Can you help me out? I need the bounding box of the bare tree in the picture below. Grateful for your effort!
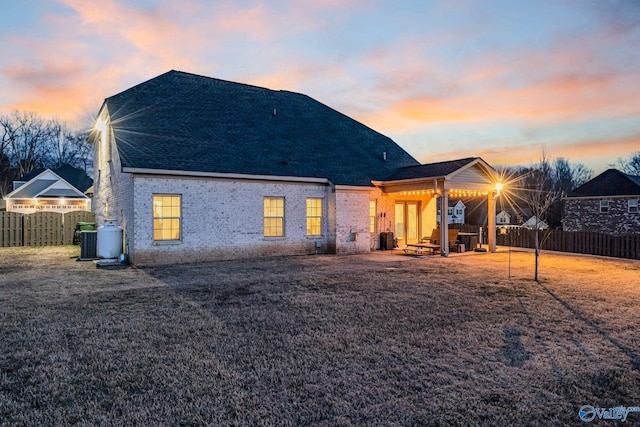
[0,111,92,196]
[616,151,640,175]
[1,111,56,177]
[0,118,13,197]
[518,152,563,282]
[553,157,593,192]
[548,157,593,227]
[48,120,92,172]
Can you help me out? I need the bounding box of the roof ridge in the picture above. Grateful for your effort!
[106,70,285,102]
[399,157,478,170]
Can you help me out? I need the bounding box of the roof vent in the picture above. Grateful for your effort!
[383,151,387,161]
[273,108,277,116]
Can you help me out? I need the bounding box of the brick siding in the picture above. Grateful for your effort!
[334,190,371,254]
[563,197,640,234]
[130,177,336,264]
[93,122,134,253]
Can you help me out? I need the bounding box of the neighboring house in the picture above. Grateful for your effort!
[4,165,92,214]
[496,207,545,229]
[563,169,640,234]
[437,200,466,224]
[92,70,502,265]
[496,210,511,226]
[521,216,549,230]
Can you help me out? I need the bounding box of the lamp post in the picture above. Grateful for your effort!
[500,227,510,278]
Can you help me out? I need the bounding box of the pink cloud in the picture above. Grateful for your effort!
[356,55,639,135]
[417,134,640,173]
[352,21,640,135]
[59,0,206,65]
[3,63,84,89]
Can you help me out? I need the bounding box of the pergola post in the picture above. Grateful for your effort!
[488,191,497,253]
[440,190,449,256]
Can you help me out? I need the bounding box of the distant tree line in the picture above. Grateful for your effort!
[0,110,92,197]
[615,151,640,176]
[502,155,593,229]
[498,150,640,230]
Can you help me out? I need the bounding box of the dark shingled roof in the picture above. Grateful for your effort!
[567,169,640,197]
[101,70,419,186]
[384,158,478,181]
[17,165,93,193]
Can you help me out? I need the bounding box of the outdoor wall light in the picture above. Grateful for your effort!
[95,116,107,132]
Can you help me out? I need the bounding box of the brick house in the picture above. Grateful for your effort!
[92,70,502,265]
[563,169,640,234]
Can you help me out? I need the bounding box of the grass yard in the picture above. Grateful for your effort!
[1,246,639,426]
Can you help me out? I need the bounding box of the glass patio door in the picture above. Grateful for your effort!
[395,202,419,246]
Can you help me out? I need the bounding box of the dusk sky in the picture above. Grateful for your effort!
[1,0,639,174]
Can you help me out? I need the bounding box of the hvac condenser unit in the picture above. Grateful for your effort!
[79,230,98,260]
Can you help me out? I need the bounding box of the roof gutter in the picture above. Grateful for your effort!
[564,194,640,200]
[371,176,444,186]
[122,167,331,185]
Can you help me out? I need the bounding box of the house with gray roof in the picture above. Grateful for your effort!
[92,70,502,264]
[4,165,92,213]
[563,169,640,234]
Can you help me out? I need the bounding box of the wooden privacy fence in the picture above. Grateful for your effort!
[0,211,95,247]
[496,228,640,260]
[1,212,23,247]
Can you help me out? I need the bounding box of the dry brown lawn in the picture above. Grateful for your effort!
[1,245,639,426]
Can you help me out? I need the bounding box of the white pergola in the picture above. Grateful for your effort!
[373,158,502,256]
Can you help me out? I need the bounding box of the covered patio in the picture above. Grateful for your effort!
[371,157,503,256]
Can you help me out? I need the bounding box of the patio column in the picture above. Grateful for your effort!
[488,191,497,253]
[440,191,449,256]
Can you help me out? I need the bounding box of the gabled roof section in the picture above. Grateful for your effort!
[446,199,466,208]
[385,158,478,181]
[9,178,57,198]
[16,165,93,193]
[5,169,88,199]
[566,169,640,198]
[99,70,419,186]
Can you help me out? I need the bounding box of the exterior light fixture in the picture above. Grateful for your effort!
[95,116,107,132]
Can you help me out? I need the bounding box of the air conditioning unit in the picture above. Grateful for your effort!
[79,230,98,260]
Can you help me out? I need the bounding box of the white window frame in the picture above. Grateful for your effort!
[306,198,324,236]
[599,200,609,213]
[369,200,377,233]
[629,199,639,214]
[264,197,285,237]
[153,194,182,241]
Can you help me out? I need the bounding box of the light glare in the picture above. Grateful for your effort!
[95,116,106,132]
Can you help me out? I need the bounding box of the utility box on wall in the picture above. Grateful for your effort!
[379,232,394,250]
